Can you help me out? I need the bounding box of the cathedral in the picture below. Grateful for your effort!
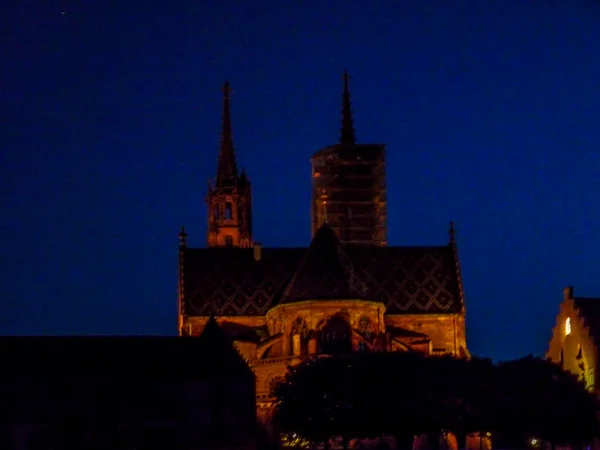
[178,71,469,425]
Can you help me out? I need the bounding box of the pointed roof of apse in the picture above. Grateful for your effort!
[278,223,368,304]
[340,69,356,145]
[216,81,239,187]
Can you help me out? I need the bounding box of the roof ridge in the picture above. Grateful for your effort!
[278,224,367,304]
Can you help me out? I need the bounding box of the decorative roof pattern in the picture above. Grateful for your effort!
[279,225,368,303]
[183,236,463,316]
[183,247,305,316]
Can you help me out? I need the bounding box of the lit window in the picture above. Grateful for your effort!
[565,317,572,335]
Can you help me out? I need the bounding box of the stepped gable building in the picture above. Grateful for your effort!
[0,318,258,449]
[547,286,600,393]
[178,72,469,425]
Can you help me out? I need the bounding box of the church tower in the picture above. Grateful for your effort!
[206,81,252,248]
[310,70,387,246]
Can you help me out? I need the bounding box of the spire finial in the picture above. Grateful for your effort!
[449,221,456,244]
[179,225,188,247]
[340,69,356,145]
[216,80,238,186]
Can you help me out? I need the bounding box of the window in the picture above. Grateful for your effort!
[319,314,352,355]
[565,317,572,335]
[290,317,309,356]
[225,202,233,220]
[225,235,233,247]
[559,349,564,369]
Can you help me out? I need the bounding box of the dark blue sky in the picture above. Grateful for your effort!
[3,1,600,361]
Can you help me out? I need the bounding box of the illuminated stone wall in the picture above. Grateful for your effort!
[386,313,467,356]
[546,287,598,391]
[184,300,467,404]
[206,190,252,248]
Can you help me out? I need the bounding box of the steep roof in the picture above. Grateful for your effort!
[0,321,253,381]
[183,230,464,316]
[196,315,256,377]
[278,224,368,303]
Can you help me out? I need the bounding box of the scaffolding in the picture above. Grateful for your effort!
[311,144,387,246]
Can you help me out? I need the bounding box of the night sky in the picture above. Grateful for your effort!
[3,1,600,361]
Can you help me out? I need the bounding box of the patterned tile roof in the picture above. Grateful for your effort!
[182,231,464,316]
[279,225,368,303]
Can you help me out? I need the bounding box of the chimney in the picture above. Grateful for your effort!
[564,286,574,301]
[253,242,262,262]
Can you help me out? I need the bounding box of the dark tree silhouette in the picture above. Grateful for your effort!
[273,357,340,448]
[494,356,598,448]
[273,352,599,449]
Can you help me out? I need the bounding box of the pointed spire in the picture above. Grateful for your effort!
[216,81,238,187]
[340,69,356,145]
[238,167,249,187]
[449,221,456,244]
[179,225,188,248]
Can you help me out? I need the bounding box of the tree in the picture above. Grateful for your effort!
[493,356,598,447]
[273,352,599,450]
[273,357,342,447]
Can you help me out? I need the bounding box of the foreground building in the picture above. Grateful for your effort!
[179,72,469,428]
[0,318,257,450]
[547,286,599,392]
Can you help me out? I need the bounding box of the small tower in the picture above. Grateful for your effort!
[206,81,253,248]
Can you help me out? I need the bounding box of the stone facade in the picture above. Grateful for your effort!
[188,307,467,404]
[546,286,599,392]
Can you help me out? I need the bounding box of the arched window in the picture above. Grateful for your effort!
[319,314,352,355]
[225,202,233,220]
[290,317,309,356]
